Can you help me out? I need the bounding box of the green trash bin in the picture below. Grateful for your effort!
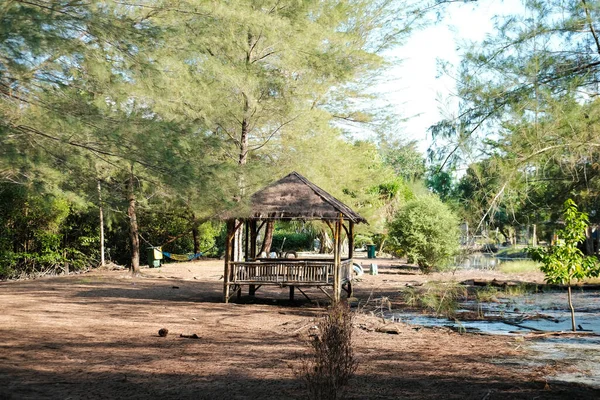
[147,246,163,268]
[366,244,376,259]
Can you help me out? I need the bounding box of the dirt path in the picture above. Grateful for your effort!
[1,258,597,399]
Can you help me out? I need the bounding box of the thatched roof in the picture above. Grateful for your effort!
[227,172,367,223]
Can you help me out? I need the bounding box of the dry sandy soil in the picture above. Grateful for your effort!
[1,257,599,399]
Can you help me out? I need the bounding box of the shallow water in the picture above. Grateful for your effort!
[389,290,600,388]
[452,250,536,270]
[527,337,600,388]
[391,290,600,334]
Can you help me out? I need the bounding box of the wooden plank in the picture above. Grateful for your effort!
[318,286,333,301]
[230,260,340,286]
[296,286,312,301]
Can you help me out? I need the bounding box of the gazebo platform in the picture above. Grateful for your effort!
[222,172,367,303]
[228,258,354,301]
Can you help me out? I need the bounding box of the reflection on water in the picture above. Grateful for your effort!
[453,252,529,270]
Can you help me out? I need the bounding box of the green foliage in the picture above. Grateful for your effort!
[387,195,460,272]
[0,183,99,279]
[272,233,313,252]
[379,138,426,182]
[425,166,455,202]
[429,0,600,238]
[528,199,600,331]
[353,234,372,249]
[528,200,599,285]
[0,1,430,275]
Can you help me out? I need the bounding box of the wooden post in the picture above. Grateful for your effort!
[249,220,258,296]
[223,219,235,303]
[244,220,249,261]
[250,220,258,258]
[332,219,338,303]
[348,221,355,260]
[337,215,343,302]
[333,215,342,303]
[289,285,295,301]
[97,180,105,267]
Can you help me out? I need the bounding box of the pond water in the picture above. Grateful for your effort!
[452,252,529,270]
[390,291,600,334]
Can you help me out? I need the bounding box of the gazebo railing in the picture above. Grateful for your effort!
[230,259,353,285]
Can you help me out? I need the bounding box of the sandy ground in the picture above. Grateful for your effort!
[1,257,598,399]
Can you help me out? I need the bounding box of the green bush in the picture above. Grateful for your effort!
[387,195,460,273]
[0,184,98,279]
[272,232,313,252]
[353,234,371,249]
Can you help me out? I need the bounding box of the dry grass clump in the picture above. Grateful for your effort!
[403,281,468,318]
[298,302,358,400]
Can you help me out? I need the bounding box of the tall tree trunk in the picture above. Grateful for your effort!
[98,180,105,266]
[585,226,594,255]
[319,230,333,254]
[233,92,251,261]
[596,225,599,255]
[127,165,140,274]
[499,227,510,244]
[190,211,200,254]
[259,221,274,255]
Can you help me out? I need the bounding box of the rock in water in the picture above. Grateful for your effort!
[158,328,169,337]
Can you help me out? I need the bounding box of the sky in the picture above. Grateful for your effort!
[378,0,524,154]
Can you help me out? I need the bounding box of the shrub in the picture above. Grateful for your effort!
[299,302,357,400]
[387,195,460,273]
[272,232,313,251]
[353,234,371,249]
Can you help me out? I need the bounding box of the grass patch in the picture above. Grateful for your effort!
[471,282,538,299]
[498,260,540,274]
[474,286,499,302]
[496,247,529,258]
[402,282,467,318]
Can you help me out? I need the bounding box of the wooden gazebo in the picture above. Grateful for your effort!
[223,172,367,303]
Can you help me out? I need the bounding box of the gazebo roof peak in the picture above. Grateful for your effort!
[240,171,367,223]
